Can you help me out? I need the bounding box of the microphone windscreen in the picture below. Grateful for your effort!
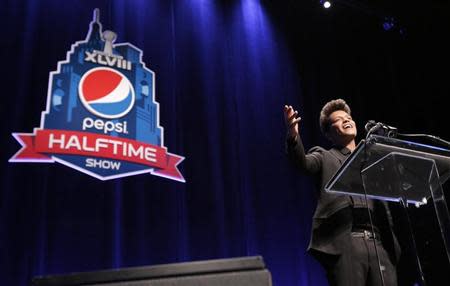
[364,120,376,132]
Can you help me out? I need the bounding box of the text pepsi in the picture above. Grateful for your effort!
[82,117,128,134]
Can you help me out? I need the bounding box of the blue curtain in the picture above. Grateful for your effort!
[0,0,327,285]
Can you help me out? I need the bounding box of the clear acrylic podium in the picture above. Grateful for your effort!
[325,135,450,265]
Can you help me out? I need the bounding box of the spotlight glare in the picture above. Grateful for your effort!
[323,1,331,8]
[382,17,395,31]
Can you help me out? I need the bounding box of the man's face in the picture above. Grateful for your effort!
[327,110,357,144]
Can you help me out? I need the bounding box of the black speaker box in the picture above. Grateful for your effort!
[32,256,272,286]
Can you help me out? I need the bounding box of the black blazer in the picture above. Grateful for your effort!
[286,135,401,263]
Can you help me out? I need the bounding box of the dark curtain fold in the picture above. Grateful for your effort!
[0,1,323,286]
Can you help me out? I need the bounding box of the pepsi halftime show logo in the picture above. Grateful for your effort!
[9,9,185,182]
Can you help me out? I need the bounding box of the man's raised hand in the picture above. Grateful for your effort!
[284,105,301,139]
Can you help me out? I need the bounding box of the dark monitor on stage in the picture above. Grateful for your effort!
[32,256,272,286]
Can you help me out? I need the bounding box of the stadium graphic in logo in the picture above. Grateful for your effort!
[9,9,185,182]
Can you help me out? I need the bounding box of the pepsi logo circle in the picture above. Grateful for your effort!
[78,67,135,119]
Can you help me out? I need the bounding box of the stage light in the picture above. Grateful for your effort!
[321,0,332,8]
[382,17,395,31]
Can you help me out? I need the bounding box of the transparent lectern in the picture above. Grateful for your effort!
[325,135,450,264]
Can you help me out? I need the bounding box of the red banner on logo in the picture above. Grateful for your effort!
[10,129,185,181]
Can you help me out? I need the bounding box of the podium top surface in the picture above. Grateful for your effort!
[361,135,450,180]
[325,135,450,204]
[32,256,266,286]
[368,135,450,156]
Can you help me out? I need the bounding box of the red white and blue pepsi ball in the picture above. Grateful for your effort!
[78,67,135,119]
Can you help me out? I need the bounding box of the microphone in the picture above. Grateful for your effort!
[364,120,378,133]
[365,120,398,138]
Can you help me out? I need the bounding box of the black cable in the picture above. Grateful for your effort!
[365,132,428,285]
[400,198,427,286]
[359,136,386,286]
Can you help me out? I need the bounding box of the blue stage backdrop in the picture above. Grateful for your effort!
[0,0,326,285]
[2,1,450,286]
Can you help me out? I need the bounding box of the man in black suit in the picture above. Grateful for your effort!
[284,99,400,286]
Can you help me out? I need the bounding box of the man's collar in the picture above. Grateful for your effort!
[332,145,352,155]
[340,147,352,155]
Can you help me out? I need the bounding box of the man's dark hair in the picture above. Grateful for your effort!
[319,98,351,135]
